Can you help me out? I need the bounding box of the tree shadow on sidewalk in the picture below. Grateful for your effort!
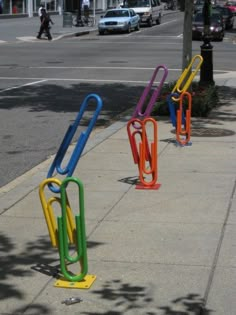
[0,229,105,313]
[0,233,58,301]
[80,278,213,315]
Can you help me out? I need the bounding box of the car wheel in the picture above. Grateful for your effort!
[135,22,140,31]
[148,18,153,27]
[99,30,105,35]
[127,23,131,33]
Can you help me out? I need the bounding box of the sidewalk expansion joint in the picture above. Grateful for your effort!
[201,177,236,310]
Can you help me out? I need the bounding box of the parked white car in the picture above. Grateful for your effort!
[122,0,163,26]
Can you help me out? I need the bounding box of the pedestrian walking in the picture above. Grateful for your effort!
[37,8,54,40]
[38,3,46,22]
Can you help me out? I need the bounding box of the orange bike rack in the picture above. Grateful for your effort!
[176,91,192,146]
[127,117,160,190]
[127,118,150,165]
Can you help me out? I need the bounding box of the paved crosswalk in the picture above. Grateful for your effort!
[0,36,55,44]
[17,36,40,41]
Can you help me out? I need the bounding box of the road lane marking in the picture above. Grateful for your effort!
[0,66,230,74]
[0,77,165,84]
[0,70,232,87]
[0,79,48,93]
[28,66,182,70]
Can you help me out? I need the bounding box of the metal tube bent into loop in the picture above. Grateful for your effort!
[131,64,168,129]
[127,118,151,165]
[58,177,88,282]
[39,178,76,248]
[47,93,103,193]
[176,91,192,146]
[167,92,182,128]
[171,55,203,102]
[138,118,158,187]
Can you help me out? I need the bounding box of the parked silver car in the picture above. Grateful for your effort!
[98,8,140,35]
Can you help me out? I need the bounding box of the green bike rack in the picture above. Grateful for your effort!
[54,177,96,289]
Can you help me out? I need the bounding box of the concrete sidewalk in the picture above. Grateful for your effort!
[0,9,175,43]
[0,13,99,42]
[0,81,236,315]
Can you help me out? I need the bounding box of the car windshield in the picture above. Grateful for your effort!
[105,10,129,17]
[124,0,150,8]
[214,7,231,15]
[211,13,222,23]
[195,0,204,4]
[194,13,204,22]
[194,13,222,24]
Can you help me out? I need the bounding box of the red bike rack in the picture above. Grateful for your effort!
[127,117,160,190]
[176,91,192,146]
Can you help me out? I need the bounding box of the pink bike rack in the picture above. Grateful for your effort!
[131,64,168,127]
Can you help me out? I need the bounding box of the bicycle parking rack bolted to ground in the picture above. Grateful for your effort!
[127,64,168,189]
[168,54,203,146]
[39,93,103,289]
[47,93,103,193]
[127,117,161,190]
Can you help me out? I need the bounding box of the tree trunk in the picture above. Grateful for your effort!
[182,0,193,70]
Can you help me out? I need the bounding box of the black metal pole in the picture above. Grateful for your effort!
[75,0,84,26]
[199,0,214,86]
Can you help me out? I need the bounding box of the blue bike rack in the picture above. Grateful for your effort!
[47,93,103,193]
[167,92,185,128]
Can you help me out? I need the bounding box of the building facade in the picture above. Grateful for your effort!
[0,0,120,16]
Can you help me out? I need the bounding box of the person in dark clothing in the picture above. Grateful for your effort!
[37,9,54,40]
[38,3,45,22]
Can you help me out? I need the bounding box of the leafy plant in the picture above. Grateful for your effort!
[152,82,219,117]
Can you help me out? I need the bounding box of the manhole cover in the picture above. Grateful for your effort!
[46,61,63,64]
[171,128,235,137]
[110,60,128,63]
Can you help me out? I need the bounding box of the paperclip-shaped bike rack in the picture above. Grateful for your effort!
[176,91,192,146]
[127,118,160,190]
[39,177,96,289]
[167,92,185,128]
[57,177,88,282]
[131,65,168,128]
[39,178,76,248]
[127,118,151,165]
[171,55,203,102]
[47,93,103,193]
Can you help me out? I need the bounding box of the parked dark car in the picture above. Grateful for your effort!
[225,1,236,15]
[193,0,217,14]
[161,0,177,10]
[193,0,205,14]
[192,11,225,41]
[213,5,234,29]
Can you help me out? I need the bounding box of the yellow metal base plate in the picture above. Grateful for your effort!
[54,274,96,289]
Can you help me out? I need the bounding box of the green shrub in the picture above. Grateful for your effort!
[152,82,219,117]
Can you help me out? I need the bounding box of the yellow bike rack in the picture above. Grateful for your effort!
[172,55,203,102]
